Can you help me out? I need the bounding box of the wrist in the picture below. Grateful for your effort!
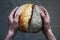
[42,24,51,32]
[45,29,52,33]
[5,30,15,40]
[43,28,52,34]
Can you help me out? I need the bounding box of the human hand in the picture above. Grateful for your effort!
[40,6,51,32]
[8,7,19,32]
[5,7,19,40]
[40,6,56,40]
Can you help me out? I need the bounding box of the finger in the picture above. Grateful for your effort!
[9,7,19,22]
[40,6,49,18]
[40,6,46,19]
[13,13,20,23]
[14,9,22,23]
[10,6,19,18]
[40,12,46,20]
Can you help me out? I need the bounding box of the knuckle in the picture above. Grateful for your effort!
[14,20,18,23]
[8,16,10,20]
[48,17,50,20]
[8,16,11,18]
[8,16,10,18]
[13,19,17,23]
[8,16,11,20]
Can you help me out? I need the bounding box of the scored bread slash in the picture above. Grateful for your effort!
[29,5,42,33]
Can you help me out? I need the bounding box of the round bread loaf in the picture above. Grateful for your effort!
[15,4,42,33]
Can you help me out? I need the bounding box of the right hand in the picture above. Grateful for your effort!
[40,6,51,32]
[40,6,56,40]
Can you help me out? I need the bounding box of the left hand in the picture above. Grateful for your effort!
[8,7,19,32]
[5,7,19,40]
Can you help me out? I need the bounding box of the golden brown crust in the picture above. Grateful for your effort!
[18,4,34,32]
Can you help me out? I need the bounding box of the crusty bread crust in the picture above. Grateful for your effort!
[18,4,34,32]
[15,4,42,33]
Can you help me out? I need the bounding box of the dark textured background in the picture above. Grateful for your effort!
[0,0,60,40]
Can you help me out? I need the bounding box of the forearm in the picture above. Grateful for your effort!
[4,30,15,40]
[43,25,56,40]
[45,29,56,40]
[4,26,17,40]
